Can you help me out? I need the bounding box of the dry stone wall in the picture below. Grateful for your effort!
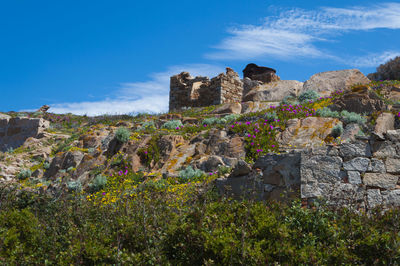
[169,68,243,111]
[216,129,400,210]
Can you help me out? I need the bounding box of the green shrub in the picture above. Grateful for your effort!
[281,95,299,105]
[316,107,340,118]
[298,90,320,103]
[264,111,278,121]
[138,121,156,131]
[89,175,107,192]
[161,120,183,130]
[331,124,343,138]
[67,180,82,192]
[221,114,240,123]
[115,127,131,143]
[17,169,32,180]
[340,110,367,125]
[43,162,50,170]
[178,166,205,182]
[202,117,219,126]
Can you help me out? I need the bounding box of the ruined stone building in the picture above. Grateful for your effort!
[169,67,243,111]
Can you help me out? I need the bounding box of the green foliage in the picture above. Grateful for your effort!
[298,90,320,103]
[67,180,82,192]
[264,111,278,121]
[202,114,240,126]
[161,120,183,130]
[17,169,32,180]
[88,175,108,192]
[202,117,219,126]
[340,110,367,125]
[316,107,340,118]
[178,166,205,183]
[138,135,161,167]
[138,121,156,131]
[281,95,299,105]
[331,123,344,138]
[115,127,131,143]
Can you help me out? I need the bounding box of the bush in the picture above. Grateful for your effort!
[331,124,344,138]
[161,120,183,130]
[340,110,367,125]
[221,114,240,123]
[67,180,82,192]
[138,121,156,131]
[316,107,340,118]
[178,166,205,182]
[115,127,131,143]
[17,169,32,180]
[43,162,50,170]
[281,95,299,105]
[368,56,400,81]
[89,175,107,192]
[298,90,320,103]
[264,111,278,122]
[202,117,219,126]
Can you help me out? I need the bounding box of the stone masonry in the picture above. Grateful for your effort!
[169,68,243,111]
[216,129,400,211]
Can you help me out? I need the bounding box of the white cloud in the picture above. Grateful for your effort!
[349,51,400,68]
[48,64,224,116]
[207,2,400,61]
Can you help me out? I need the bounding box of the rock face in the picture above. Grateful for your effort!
[243,80,304,102]
[368,56,400,81]
[169,68,243,111]
[37,105,50,113]
[328,85,386,114]
[374,112,395,139]
[0,117,49,151]
[211,102,242,114]
[303,69,370,97]
[242,63,280,83]
[277,117,340,148]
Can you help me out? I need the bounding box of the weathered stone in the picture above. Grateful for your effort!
[363,173,398,189]
[341,123,361,143]
[367,189,383,209]
[211,102,242,114]
[231,160,251,177]
[385,158,400,174]
[386,129,400,142]
[343,157,370,172]
[385,189,400,207]
[243,80,304,102]
[255,153,301,187]
[347,171,362,184]
[374,112,395,139]
[215,174,264,200]
[242,77,262,96]
[199,155,225,172]
[372,141,397,158]
[278,117,340,148]
[37,105,50,113]
[339,142,372,160]
[301,155,343,184]
[368,158,386,173]
[303,69,370,97]
[169,68,243,111]
[329,85,386,115]
[242,63,280,83]
[240,101,279,114]
[62,151,84,170]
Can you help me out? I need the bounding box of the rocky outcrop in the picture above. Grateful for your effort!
[243,63,280,83]
[303,69,370,97]
[243,80,304,102]
[0,117,49,151]
[277,117,340,148]
[328,85,386,115]
[368,56,400,81]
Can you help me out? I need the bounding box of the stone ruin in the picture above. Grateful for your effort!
[169,67,243,111]
[169,64,283,111]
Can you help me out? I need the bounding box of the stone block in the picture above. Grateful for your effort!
[347,171,362,184]
[300,155,343,183]
[343,157,370,172]
[339,142,371,160]
[363,173,398,189]
[385,158,400,174]
[367,189,383,209]
[368,158,386,173]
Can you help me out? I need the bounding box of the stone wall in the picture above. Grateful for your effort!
[0,116,49,151]
[169,68,243,111]
[216,129,400,210]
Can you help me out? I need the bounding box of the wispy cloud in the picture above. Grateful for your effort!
[49,64,224,116]
[207,2,400,62]
[348,51,400,68]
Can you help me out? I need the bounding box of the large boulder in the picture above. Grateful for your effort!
[277,117,340,148]
[0,117,49,151]
[303,69,370,97]
[328,85,386,115]
[243,63,280,83]
[243,80,304,102]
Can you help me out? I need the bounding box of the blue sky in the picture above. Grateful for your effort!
[1,0,400,115]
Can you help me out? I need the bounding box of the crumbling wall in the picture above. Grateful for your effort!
[216,130,400,211]
[169,68,243,111]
